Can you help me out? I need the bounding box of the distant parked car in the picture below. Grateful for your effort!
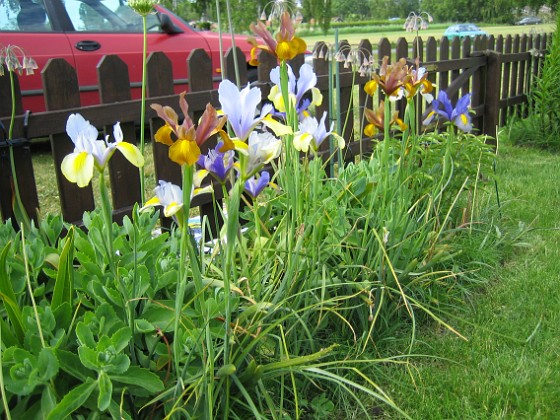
[444,24,489,39]
[0,0,257,112]
[515,16,543,25]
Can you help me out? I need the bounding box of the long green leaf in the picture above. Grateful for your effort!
[46,378,97,419]
[109,366,164,393]
[0,241,24,344]
[51,227,75,315]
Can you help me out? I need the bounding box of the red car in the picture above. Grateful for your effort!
[0,0,257,112]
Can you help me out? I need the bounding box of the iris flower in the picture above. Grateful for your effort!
[151,92,226,166]
[245,170,271,199]
[423,91,473,133]
[240,131,282,177]
[141,180,212,226]
[61,113,144,188]
[196,142,234,184]
[293,112,345,153]
[218,79,291,142]
[363,102,406,137]
[364,57,410,101]
[249,11,307,65]
[404,63,434,102]
[268,63,323,117]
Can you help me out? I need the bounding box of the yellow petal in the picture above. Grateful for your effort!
[268,85,279,103]
[217,130,235,152]
[193,185,213,197]
[164,202,183,218]
[61,152,94,188]
[364,124,377,138]
[293,133,313,152]
[364,80,378,96]
[276,41,293,60]
[194,169,209,188]
[262,115,293,136]
[169,139,200,166]
[332,132,346,149]
[233,140,249,156]
[155,125,174,146]
[311,88,323,107]
[140,196,162,212]
[116,142,145,168]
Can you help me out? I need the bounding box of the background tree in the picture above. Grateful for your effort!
[332,0,371,20]
[302,0,333,33]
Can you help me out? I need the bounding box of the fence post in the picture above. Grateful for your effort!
[483,51,501,144]
[42,58,95,223]
[147,52,182,188]
[0,66,40,226]
[97,55,142,221]
[188,48,222,237]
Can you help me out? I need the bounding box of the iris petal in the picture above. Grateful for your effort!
[169,139,200,166]
[116,142,145,168]
[61,152,94,188]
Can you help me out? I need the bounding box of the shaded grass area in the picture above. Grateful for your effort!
[383,142,560,418]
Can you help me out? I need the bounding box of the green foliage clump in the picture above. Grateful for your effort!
[508,15,560,151]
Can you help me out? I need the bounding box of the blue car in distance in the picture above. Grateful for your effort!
[444,23,489,39]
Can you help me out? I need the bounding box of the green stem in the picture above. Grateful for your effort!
[98,171,115,275]
[8,71,15,139]
[173,165,205,382]
[0,321,13,420]
[222,179,243,417]
[7,71,31,231]
[139,15,148,205]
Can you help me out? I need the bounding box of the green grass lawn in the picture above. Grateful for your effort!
[383,141,560,418]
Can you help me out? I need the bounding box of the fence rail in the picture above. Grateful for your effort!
[0,33,550,230]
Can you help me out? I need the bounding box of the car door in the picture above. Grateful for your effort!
[0,0,77,112]
[59,0,210,106]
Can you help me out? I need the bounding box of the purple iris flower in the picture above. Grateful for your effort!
[245,171,270,199]
[197,142,234,183]
[423,90,473,132]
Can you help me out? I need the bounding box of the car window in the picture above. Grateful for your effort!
[61,0,159,32]
[0,0,52,32]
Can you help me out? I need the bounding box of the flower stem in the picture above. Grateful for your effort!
[139,15,148,205]
[7,70,31,231]
[98,171,115,275]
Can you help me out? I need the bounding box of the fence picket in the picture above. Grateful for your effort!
[98,55,142,221]
[43,58,95,224]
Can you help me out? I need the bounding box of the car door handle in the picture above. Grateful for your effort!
[75,40,101,51]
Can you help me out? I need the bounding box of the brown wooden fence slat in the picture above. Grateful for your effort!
[147,52,182,189]
[356,38,373,146]
[43,58,95,223]
[0,66,40,225]
[395,37,408,61]
[336,41,354,145]
[500,36,513,126]
[312,41,332,156]
[190,48,221,236]
[98,55,142,220]
[483,51,502,142]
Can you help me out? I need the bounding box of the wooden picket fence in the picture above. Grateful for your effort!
[0,32,551,231]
